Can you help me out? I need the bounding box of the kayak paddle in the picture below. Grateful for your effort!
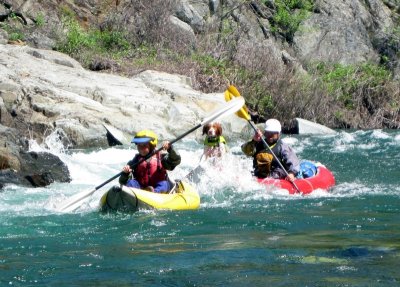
[56,95,246,212]
[224,85,302,194]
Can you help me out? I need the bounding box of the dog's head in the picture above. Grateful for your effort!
[202,122,223,138]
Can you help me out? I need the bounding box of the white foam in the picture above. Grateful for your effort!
[371,129,390,139]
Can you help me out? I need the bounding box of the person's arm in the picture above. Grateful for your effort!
[118,168,130,185]
[161,141,181,170]
[281,144,300,179]
[242,129,263,156]
[119,158,135,185]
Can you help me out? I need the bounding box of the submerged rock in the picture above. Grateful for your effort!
[19,151,71,187]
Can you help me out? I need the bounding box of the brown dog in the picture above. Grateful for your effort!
[202,122,228,159]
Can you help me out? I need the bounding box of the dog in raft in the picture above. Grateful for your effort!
[201,122,228,159]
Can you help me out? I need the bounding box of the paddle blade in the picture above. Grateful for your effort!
[103,123,130,146]
[224,87,251,121]
[56,188,96,212]
[227,85,241,97]
[200,96,245,125]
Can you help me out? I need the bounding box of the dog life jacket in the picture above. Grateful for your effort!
[131,153,167,187]
[204,136,227,147]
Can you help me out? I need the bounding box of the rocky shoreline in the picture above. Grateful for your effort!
[0,44,248,188]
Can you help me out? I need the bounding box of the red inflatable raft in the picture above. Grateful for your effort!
[257,165,335,195]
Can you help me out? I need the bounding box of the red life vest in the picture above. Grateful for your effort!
[133,153,167,187]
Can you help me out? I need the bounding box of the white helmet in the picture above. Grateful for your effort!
[265,119,281,133]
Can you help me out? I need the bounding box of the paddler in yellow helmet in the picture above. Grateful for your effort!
[241,119,300,181]
[119,130,181,193]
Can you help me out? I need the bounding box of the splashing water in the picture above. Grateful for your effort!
[2,129,399,214]
[1,129,399,286]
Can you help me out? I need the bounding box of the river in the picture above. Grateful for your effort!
[1,129,399,286]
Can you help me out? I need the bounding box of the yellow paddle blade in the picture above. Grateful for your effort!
[224,86,251,121]
[228,85,241,97]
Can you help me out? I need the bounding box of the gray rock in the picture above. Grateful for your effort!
[175,0,206,33]
[0,169,29,189]
[19,151,71,187]
[0,124,71,188]
[169,15,197,49]
[295,118,336,134]
[0,43,246,188]
[0,29,7,44]
[293,0,393,65]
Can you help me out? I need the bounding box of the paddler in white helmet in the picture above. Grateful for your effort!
[241,119,300,182]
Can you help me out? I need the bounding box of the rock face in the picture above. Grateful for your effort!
[0,44,246,188]
[0,44,238,146]
[293,0,393,65]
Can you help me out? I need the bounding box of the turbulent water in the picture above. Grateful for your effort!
[1,130,399,286]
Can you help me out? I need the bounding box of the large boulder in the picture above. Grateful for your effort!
[0,124,71,188]
[0,44,246,188]
[0,44,242,147]
[19,151,71,187]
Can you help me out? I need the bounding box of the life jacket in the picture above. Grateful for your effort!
[132,153,167,187]
[254,139,283,178]
[204,136,227,147]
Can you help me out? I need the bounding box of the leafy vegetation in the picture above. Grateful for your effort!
[308,62,398,127]
[0,22,24,41]
[34,13,45,27]
[311,62,391,106]
[269,0,314,42]
[191,54,229,76]
[55,13,130,66]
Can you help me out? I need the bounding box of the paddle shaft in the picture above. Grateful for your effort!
[94,172,123,191]
[170,124,201,145]
[247,120,302,194]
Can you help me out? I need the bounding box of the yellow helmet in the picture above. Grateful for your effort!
[132,130,158,147]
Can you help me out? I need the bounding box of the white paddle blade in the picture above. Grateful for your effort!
[200,96,245,125]
[103,123,131,145]
[56,188,96,212]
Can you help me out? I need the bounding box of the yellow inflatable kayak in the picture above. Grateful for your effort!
[100,181,200,212]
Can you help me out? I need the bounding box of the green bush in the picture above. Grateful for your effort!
[269,0,314,42]
[35,13,45,27]
[8,31,25,41]
[0,21,25,41]
[191,54,228,75]
[55,15,130,65]
[310,62,392,113]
